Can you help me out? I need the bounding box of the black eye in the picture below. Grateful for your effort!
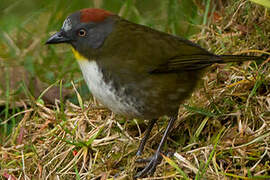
[78,29,87,37]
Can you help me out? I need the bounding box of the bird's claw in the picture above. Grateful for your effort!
[134,153,162,178]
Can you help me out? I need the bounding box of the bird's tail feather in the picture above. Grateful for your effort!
[219,55,267,63]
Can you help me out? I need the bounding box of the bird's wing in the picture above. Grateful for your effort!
[150,54,219,73]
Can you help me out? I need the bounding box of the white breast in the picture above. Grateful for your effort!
[77,60,141,117]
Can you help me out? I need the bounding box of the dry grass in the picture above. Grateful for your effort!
[1,1,270,180]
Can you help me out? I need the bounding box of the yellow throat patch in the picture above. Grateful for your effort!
[71,47,88,61]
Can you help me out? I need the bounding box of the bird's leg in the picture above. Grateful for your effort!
[134,116,177,178]
[136,118,157,156]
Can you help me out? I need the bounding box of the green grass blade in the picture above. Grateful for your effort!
[183,105,217,117]
[163,155,189,180]
[203,0,211,26]
[250,0,270,8]
[85,126,104,146]
[195,126,225,180]
[195,117,209,138]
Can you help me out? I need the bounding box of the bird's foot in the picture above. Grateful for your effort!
[134,153,162,178]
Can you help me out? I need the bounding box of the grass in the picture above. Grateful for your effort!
[1,0,270,179]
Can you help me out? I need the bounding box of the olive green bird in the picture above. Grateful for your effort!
[46,8,266,178]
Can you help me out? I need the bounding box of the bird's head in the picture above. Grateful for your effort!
[46,8,116,58]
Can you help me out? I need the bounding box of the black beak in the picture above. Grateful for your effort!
[46,31,71,44]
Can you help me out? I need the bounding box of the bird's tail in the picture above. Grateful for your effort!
[218,54,268,63]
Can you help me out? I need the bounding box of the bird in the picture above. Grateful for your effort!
[46,8,266,178]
